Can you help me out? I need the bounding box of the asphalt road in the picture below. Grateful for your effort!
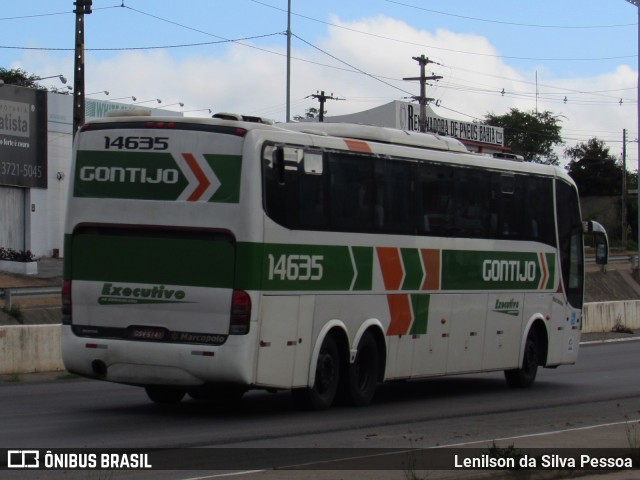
[0,339,639,479]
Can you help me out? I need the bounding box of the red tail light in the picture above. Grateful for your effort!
[62,279,72,322]
[229,290,251,335]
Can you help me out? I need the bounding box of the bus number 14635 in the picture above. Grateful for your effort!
[268,254,323,281]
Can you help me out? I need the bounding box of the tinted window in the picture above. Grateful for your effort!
[555,180,584,308]
[263,144,556,247]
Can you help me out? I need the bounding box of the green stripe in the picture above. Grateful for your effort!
[70,233,234,288]
[441,250,554,291]
[74,151,188,200]
[409,294,430,335]
[545,252,556,289]
[73,151,242,203]
[400,248,423,290]
[351,246,373,291]
[206,154,242,203]
[67,232,556,295]
[235,243,373,292]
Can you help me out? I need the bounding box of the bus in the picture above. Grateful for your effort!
[61,112,608,409]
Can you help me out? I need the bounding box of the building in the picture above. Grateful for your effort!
[0,86,181,258]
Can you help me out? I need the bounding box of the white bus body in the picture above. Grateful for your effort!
[61,115,601,408]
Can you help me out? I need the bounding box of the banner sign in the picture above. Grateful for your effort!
[399,102,504,146]
[0,85,48,188]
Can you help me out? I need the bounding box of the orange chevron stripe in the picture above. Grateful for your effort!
[386,294,413,336]
[538,252,548,290]
[182,153,211,201]
[377,247,404,291]
[344,138,372,153]
[420,248,440,290]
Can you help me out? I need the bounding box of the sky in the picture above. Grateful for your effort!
[1,0,638,169]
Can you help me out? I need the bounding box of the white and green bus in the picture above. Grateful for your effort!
[61,112,608,409]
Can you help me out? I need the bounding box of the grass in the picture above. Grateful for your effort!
[1,373,22,383]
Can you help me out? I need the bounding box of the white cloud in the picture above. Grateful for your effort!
[11,14,637,168]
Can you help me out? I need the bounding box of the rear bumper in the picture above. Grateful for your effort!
[61,326,256,387]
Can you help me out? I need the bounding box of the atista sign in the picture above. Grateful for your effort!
[0,86,48,188]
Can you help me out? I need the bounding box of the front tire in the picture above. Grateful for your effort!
[293,334,341,410]
[505,331,540,388]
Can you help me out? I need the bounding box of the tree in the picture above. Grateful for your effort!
[293,107,326,122]
[0,67,43,89]
[564,138,623,196]
[0,67,69,93]
[484,108,563,165]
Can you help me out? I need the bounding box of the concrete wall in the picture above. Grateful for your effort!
[583,300,640,333]
[0,324,63,374]
[0,301,638,375]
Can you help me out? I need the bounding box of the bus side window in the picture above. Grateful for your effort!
[415,163,454,236]
[452,168,491,238]
[298,152,327,229]
[373,158,413,234]
[263,145,301,228]
[328,153,374,232]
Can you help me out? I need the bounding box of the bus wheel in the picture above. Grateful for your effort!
[347,331,379,407]
[145,386,186,404]
[293,334,340,410]
[504,331,539,388]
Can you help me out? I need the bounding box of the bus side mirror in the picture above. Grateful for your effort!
[594,233,608,266]
[583,220,609,266]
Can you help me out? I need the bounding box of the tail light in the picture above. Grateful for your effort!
[229,290,251,335]
[62,279,72,322]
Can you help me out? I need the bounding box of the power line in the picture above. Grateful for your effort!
[249,0,637,62]
[0,4,121,21]
[0,33,284,52]
[292,34,414,97]
[384,0,638,29]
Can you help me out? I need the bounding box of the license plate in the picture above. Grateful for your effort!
[130,326,166,341]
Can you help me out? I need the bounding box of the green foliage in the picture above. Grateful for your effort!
[564,137,624,196]
[484,108,563,165]
[0,247,36,262]
[0,67,44,89]
[2,373,22,383]
[293,107,326,121]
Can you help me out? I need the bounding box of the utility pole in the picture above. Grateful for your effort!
[622,128,628,248]
[403,55,442,133]
[625,0,639,268]
[286,0,291,122]
[308,91,342,122]
[72,0,92,139]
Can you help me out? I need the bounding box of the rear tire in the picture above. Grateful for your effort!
[293,334,341,410]
[346,331,379,407]
[145,386,186,404]
[505,331,540,388]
